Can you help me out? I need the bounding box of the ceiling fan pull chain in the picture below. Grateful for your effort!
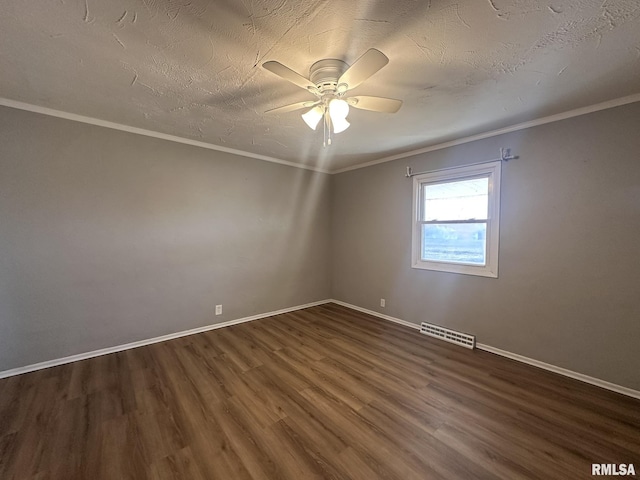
[323,110,327,147]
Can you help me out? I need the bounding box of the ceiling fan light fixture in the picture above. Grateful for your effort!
[329,98,350,120]
[331,117,350,134]
[329,98,350,134]
[301,106,323,130]
[263,49,400,145]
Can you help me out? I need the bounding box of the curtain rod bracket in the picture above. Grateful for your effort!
[500,147,518,162]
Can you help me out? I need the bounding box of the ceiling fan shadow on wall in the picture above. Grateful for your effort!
[263,49,402,147]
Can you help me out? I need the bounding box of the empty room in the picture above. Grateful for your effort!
[1,0,639,478]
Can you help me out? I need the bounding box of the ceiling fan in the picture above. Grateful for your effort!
[263,49,402,146]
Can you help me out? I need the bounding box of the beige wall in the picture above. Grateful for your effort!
[0,106,331,371]
[331,102,640,390]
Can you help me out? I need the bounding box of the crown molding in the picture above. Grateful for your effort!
[0,97,331,174]
[331,93,640,174]
[4,93,640,176]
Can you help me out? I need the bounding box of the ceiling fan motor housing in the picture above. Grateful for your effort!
[309,59,349,93]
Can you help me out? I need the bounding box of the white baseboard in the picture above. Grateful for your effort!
[329,299,640,400]
[474,344,640,400]
[0,299,331,379]
[329,299,420,331]
[5,298,639,400]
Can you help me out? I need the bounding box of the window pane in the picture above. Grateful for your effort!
[421,223,487,265]
[422,177,488,221]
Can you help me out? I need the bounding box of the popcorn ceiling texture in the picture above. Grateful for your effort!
[1,0,639,170]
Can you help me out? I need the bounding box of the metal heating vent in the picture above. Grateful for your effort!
[420,322,475,349]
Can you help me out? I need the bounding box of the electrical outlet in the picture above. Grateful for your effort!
[215,304,222,315]
[380,298,385,308]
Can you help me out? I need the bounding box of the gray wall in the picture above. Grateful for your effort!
[0,106,331,371]
[331,102,640,391]
[2,101,639,392]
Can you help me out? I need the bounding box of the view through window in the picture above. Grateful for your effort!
[412,161,501,277]
[420,177,489,264]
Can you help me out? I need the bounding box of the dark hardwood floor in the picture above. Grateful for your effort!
[1,303,639,479]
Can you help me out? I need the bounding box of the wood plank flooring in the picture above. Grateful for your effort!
[1,303,639,479]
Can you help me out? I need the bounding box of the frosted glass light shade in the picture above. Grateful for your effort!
[301,106,323,130]
[329,99,350,133]
[329,99,349,119]
[332,117,350,134]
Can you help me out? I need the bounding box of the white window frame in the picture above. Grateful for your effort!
[411,161,501,278]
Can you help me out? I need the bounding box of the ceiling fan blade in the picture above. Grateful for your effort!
[265,100,319,114]
[348,96,402,113]
[263,61,317,93]
[338,49,389,90]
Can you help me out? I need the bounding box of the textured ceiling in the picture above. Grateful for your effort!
[1,0,639,171]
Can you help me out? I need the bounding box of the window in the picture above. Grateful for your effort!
[412,161,501,277]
